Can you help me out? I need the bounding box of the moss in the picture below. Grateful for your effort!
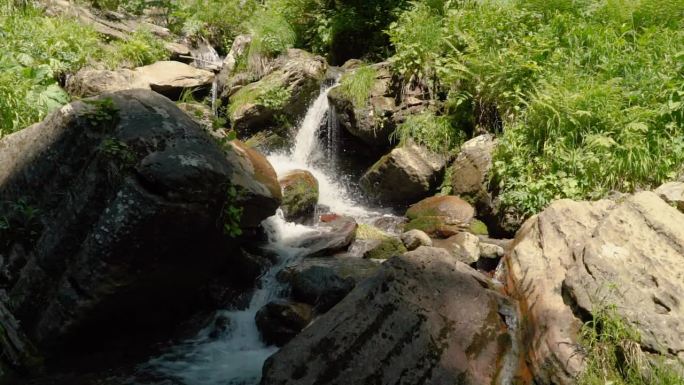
[282,177,318,220]
[364,237,407,260]
[227,74,287,118]
[404,216,443,234]
[406,207,439,220]
[468,219,489,236]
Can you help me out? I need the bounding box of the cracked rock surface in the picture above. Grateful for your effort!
[504,191,684,385]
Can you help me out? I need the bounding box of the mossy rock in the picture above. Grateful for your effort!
[468,219,489,236]
[279,170,319,223]
[405,195,475,238]
[356,224,407,260]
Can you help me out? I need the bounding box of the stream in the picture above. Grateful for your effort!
[143,82,390,385]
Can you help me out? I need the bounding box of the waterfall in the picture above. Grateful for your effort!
[144,82,380,385]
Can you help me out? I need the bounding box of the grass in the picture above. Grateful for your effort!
[337,65,378,108]
[388,0,684,218]
[579,304,684,385]
[390,111,465,154]
[103,29,169,69]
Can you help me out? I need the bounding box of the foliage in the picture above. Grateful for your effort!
[388,0,684,217]
[0,3,100,135]
[221,184,243,238]
[103,28,169,68]
[81,98,120,131]
[245,6,296,70]
[391,111,465,154]
[0,199,42,253]
[579,304,684,385]
[256,86,291,110]
[337,65,378,108]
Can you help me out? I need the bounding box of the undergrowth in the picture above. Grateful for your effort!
[337,65,378,108]
[579,305,684,385]
[391,111,464,154]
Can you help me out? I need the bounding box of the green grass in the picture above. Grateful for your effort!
[579,305,684,385]
[337,65,378,108]
[388,0,684,217]
[391,111,465,154]
[103,28,169,69]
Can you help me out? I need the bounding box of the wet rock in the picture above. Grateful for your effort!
[282,257,380,286]
[255,300,313,347]
[356,225,406,260]
[360,144,448,205]
[261,247,516,385]
[67,61,214,99]
[282,214,358,258]
[0,90,277,368]
[404,195,475,238]
[371,215,408,234]
[226,49,327,136]
[505,192,684,385]
[290,266,355,312]
[223,140,282,229]
[328,62,431,149]
[400,229,432,251]
[655,181,684,212]
[279,170,319,223]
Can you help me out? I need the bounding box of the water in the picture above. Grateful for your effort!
[145,82,381,385]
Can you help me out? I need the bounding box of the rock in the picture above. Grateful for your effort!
[450,134,496,209]
[355,224,406,260]
[371,215,408,233]
[226,49,327,136]
[404,195,475,238]
[328,62,431,148]
[176,102,226,138]
[293,214,358,257]
[67,61,215,99]
[279,170,319,223]
[165,42,191,61]
[431,232,480,265]
[478,242,504,260]
[255,300,313,347]
[468,218,489,236]
[261,247,519,385]
[281,257,380,287]
[0,90,278,364]
[289,265,355,312]
[359,143,449,205]
[655,181,684,212]
[399,229,432,251]
[505,192,684,385]
[221,34,252,76]
[223,140,282,229]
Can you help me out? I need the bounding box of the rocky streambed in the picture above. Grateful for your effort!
[0,25,683,385]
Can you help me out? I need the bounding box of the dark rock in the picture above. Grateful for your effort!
[293,214,358,257]
[255,300,313,347]
[261,247,517,385]
[290,266,355,312]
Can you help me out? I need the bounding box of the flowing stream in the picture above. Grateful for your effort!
[145,82,384,385]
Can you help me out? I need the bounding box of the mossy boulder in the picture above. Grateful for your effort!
[468,219,489,236]
[227,49,327,136]
[278,169,319,223]
[356,224,407,260]
[405,195,475,238]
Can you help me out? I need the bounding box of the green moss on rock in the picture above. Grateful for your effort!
[357,224,407,260]
[468,219,489,236]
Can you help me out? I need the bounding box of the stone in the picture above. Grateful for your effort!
[479,242,504,260]
[255,300,313,347]
[221,34,252,75]
[404,195,475,238]
[359,144,449,205]
[279,170,319,223]
[505,192,684,385]
[289,265,355,312]
[281,257,380,287]
[292,214,358,257]
[654,181,684,212]
[450,134,497,210]
[226,49,327,136]
[0,90,279,366]
[66,61,215,99]
[223,140,282,229]
[431,232,481,265]
[399,229,432,251]
[355,225,406,260]
[261,247,522,385]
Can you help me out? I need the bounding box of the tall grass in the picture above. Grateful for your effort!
[337,65,378,107]
[389,0,684,216]
[391,111,465,153]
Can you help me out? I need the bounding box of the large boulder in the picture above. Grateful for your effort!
[288,265,355,312]
[279,170,319,223]
[226,49,327,136]
[66,61,215,99]
[0,90,279,371]
[293,214,358,257]
[505,192,684,385]
[328,62,430,148]
[359,143,448,205]
[255,300,313,347]
[261,247,522,385]
[655,181,684,212]
[404,195,475,238]
[431,232,480,265]
[355,224,406,260]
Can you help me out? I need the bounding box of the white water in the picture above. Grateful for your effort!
[145,83,381,384]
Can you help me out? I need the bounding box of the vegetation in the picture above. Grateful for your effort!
[337,65,378,108]
[391,111,465,153]
[104,29,169,68]
[387,0,684,217]
[579,304,684,385]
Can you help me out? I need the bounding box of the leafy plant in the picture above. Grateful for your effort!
[81,98,120,131]
[256,86,291,110]
[103,28,169,68]
[0,199,42,253]
[221,184,243,238]
[337,65,377,108]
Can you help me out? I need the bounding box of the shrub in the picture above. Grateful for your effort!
[103,28,169,68]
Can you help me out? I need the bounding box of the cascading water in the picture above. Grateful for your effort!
[144,81,382,384]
